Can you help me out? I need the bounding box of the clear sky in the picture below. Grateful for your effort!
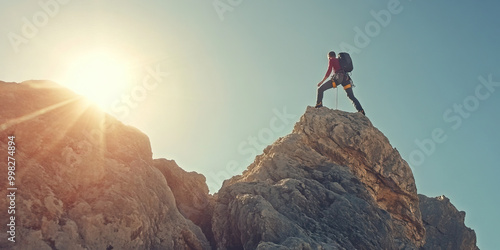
[1,0,499,248]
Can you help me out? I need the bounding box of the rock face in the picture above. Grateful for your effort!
[212,107,425,249]
[419,195,479,250]
[153,158,215,248]
[0,81,210,250]
[0,81,479,249]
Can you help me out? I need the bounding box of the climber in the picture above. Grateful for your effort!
[315,51,365,115]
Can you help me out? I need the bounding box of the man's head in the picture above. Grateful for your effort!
[328,51,336,59]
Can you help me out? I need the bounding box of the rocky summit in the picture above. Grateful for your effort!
[0,81,478,249]
[213,107,424,249]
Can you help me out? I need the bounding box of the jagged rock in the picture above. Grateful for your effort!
[213,107,425,249]
[154,158,215,248]
[295,107,425,247]
[419,195,479,250]
[0,81,210,249]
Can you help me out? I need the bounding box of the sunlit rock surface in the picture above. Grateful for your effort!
[0,81,210,250]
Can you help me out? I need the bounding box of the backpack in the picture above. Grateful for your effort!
[338,52,353,73]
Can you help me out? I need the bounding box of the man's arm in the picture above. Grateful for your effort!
[317,75,329,87]
[318,59,333,87]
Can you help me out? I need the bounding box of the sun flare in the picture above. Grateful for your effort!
[63,49,132,110]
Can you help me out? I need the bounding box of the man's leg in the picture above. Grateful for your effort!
[316,80,334,107]
[344,86,364,114]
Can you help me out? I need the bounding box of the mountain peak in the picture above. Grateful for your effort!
[214,107,424,249]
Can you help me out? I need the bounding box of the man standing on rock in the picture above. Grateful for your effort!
[315,51,365,115]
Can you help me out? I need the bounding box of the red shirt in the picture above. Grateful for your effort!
[324,57,342,78]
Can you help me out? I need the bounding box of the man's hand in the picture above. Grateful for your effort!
[317,76,328,87]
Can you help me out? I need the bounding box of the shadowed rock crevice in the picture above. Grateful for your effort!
[153,158,216,249]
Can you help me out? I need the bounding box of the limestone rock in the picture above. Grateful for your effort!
[0,81,210,250]
[419,195,479,250]
[154,158,215,248]
[294,107,425,246]
[213,107,425,249]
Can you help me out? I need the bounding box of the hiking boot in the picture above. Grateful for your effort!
[358,110,365,116]
[315,102,323,108]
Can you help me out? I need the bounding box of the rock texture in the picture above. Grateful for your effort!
[419,195,479,250]
[0,81,479,250]
[0,81,210,250]
[212,106,425,249]
[154,158,215,248]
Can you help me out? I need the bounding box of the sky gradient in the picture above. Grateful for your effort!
[1,0,499,248]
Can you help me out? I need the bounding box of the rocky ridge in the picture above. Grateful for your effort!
[0,81,478,249]
[0,81,211,249]
[419,195,479,250]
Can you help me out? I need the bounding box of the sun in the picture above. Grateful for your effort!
[63,49,132,110]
